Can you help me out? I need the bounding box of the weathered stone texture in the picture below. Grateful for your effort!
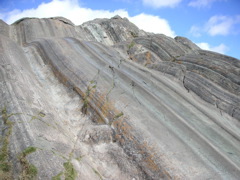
[0,16,240,179]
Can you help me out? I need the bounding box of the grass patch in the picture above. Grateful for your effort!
[52,172,63,180]
[1,107,8,124]
[128,41,135,49]
[0,106,13,179]
[21,147,37,157]
[81,98,89,115]
[63,161,77,180]
[18,146,38,179]
[1,107,41,179]
[0,163,10,172]
[81,83,97,115]
[52,157,80,179]
[114,112,124,120]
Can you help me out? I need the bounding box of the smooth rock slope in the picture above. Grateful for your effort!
[0,16,240,179]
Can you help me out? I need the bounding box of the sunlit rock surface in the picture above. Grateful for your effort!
[0,16,240,179]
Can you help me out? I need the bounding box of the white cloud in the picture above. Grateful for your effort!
[142,0,182,8]
[188,0,226,8]
[1,0,129,25]
[205,15,239,36]
[0,0,175,37]
[189,15,240,36]
[189,26,202,37]
[196,42,229,54]
[129,14,176,36]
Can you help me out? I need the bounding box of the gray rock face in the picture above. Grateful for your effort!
[81,15,147,45]
[0,16,240,179]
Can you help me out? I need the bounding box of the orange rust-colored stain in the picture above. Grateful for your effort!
[113,118,171,178]
[144,155,159,171]
[129,55,138,62]
[49,66,171,178]
[83,87,124,125]
[144,51,152,66]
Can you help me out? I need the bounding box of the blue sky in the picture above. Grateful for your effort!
[0,0,240,59]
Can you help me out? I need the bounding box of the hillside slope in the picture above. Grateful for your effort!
[0,16,240,179]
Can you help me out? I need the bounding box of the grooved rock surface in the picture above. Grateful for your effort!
[0,16,240,179]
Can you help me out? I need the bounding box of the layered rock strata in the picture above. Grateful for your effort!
[0,16,240,179]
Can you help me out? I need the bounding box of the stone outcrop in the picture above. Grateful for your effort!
[0,16,240,179]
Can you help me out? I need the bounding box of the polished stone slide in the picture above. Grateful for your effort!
[0,16,240,179]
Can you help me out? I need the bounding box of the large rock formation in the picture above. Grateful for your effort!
[0,16,240,179]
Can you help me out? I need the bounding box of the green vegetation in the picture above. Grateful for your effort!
[51,161,77,180]
[106,76,116,100]
[2,107,8,124]
[76,155,84,162]
[82,86,91,115]
[81,82,97,115]
[52,172,63,180]
[109,112,124,125]
[92,167,103,180]
[21,147,37,157]
[18,146,38,179]
[130,31,138,38]
[1,107,78,180]
[38,112,46,117]
[128,41,135,49]
[51,150,68,161]
[25,111,58,130]
[90,80,96,84]
[81,71,100,114]
[0,106,13,179]
[63,161,77,180]
[114,112,124,120]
